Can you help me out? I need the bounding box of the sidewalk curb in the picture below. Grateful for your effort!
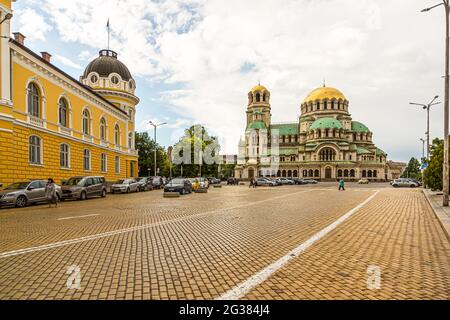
[422,189,450,243]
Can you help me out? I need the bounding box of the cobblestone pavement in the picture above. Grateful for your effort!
[0,183,448,300]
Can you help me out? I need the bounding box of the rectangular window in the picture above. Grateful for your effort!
[83,149,91,171]
[60,144,70,168]
[29,136,42,165]
[101,153,107,172]
[115,156,120,174]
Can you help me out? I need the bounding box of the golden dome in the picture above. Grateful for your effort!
[303,86,346,103]
[250,84,268,93]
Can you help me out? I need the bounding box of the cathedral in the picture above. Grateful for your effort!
[235,84,404,181]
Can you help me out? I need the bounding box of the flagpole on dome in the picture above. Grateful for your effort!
[107,18,110,51]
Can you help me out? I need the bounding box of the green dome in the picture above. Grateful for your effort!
[247,121,267,130]
[352,121,370,133]
[310,118,343,130]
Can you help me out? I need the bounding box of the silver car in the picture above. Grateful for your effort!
[111,179,140,194]
[0,180,62,208]
[392,178,418,188]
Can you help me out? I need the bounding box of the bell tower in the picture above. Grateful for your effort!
[246,83,271,128]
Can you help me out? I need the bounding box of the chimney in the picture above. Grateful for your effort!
[12,32,25,45]
[41,52,52,63]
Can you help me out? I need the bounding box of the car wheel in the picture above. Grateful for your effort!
[16,195,27,208]
[180,189,185,195]
[80,191,87,200]
[101,189,107,198]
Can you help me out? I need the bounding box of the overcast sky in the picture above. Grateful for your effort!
[11,0,448,161]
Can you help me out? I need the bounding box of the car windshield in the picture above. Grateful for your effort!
[135,178,144,182]
[65,177,83,186]
[5,182,29,190]
[169,179,184,185]
[116,180,125,184]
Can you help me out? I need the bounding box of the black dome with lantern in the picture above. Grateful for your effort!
[83,49,132,81]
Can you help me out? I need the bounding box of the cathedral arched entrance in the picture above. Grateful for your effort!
[325,167,332,179]
[248,168,255,179]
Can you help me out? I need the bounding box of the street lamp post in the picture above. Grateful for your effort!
[148,121,167,177]
[421,1,450,206]
[409,96,440,159]
[420,138,426,160]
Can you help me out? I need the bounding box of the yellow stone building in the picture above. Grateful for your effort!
[0,0,139,185]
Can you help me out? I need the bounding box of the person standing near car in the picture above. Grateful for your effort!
[45,178,58,208]
[338,178,345,191]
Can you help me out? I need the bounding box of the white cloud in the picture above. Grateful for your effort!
[16,8,52,41]
[15,0,447,160]
[53,54,83,70]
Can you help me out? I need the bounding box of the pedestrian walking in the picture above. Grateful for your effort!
[45,178,58,208]
[338,178,345,191]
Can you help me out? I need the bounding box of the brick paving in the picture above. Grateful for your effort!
[0,184,448,300]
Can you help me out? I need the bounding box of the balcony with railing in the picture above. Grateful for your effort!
[28,115,45,128]
[100,140,109,147]
[58,125,72,136]
[82,134,94,143]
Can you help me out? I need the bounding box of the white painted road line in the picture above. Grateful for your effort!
[0,189,315,259]
[57,214,100,221]
[216,190,380,300]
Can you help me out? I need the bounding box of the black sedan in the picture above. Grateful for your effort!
[164,178,192,195]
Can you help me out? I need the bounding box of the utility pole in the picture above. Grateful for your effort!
[148,121,167,176]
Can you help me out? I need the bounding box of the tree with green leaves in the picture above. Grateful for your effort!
[423,138,447,191]
[135,132,169,177]
[401,157,421,179]
[171,124,222,178]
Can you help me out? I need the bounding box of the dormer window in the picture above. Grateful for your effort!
[90,74,98,84]
[111,76,119,85]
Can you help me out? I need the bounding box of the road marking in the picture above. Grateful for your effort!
[216,190,380,300]
[57,214,100,221]
[0,189,316,259]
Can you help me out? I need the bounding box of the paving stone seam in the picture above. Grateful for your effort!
[216,190,380,300]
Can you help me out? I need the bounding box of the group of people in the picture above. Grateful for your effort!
[249,178,257,188]
[247,177,346,190]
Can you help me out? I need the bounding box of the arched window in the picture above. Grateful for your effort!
[100,118,107,141]
[82,109,90,135]
[293,170,298,178]
[362,170,367,178]
[314,169,320,177]
[282,170,287,177]
[319,148,336,161]
[128,132,133,149]
[324,100,328,110]
[368,170,373,178]
[331,100,335,109]
[344,169,349,177]
[256,93,261,102]
[373,170,378,178]
[350,169,355,177]
[338,169,343,177]
[114,124,120,145]
[263,93,266,102]
[277,170,281,177]
[58,98,68,127]
[27,83,40,117]
[29,135,42,164]
[316,101,320,110]
[303,170,308,177]
[60,143,70,168]
[287,170,292,177]
[83,149,91,171]
[309,169,314,177]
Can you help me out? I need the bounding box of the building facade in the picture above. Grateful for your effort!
[0,0,139,185]
[235,84,405,181]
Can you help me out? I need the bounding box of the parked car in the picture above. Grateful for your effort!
[164,178,192,195]
[227,177,238,185]
[207,177,221,185]
[135,177,154,192]
[358,179,369,184]
[62,176,107,200]
[293,178,309,185]
[111,179,140,194]
[188,178,201,191]
[391,178,418,188]
[279,178,295,185]
[304,179,318,184]
[255,178,277,186]
[0,180,62,208]
[197,177,209,189]
[408,179,422,187]
[152,176,164,189]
